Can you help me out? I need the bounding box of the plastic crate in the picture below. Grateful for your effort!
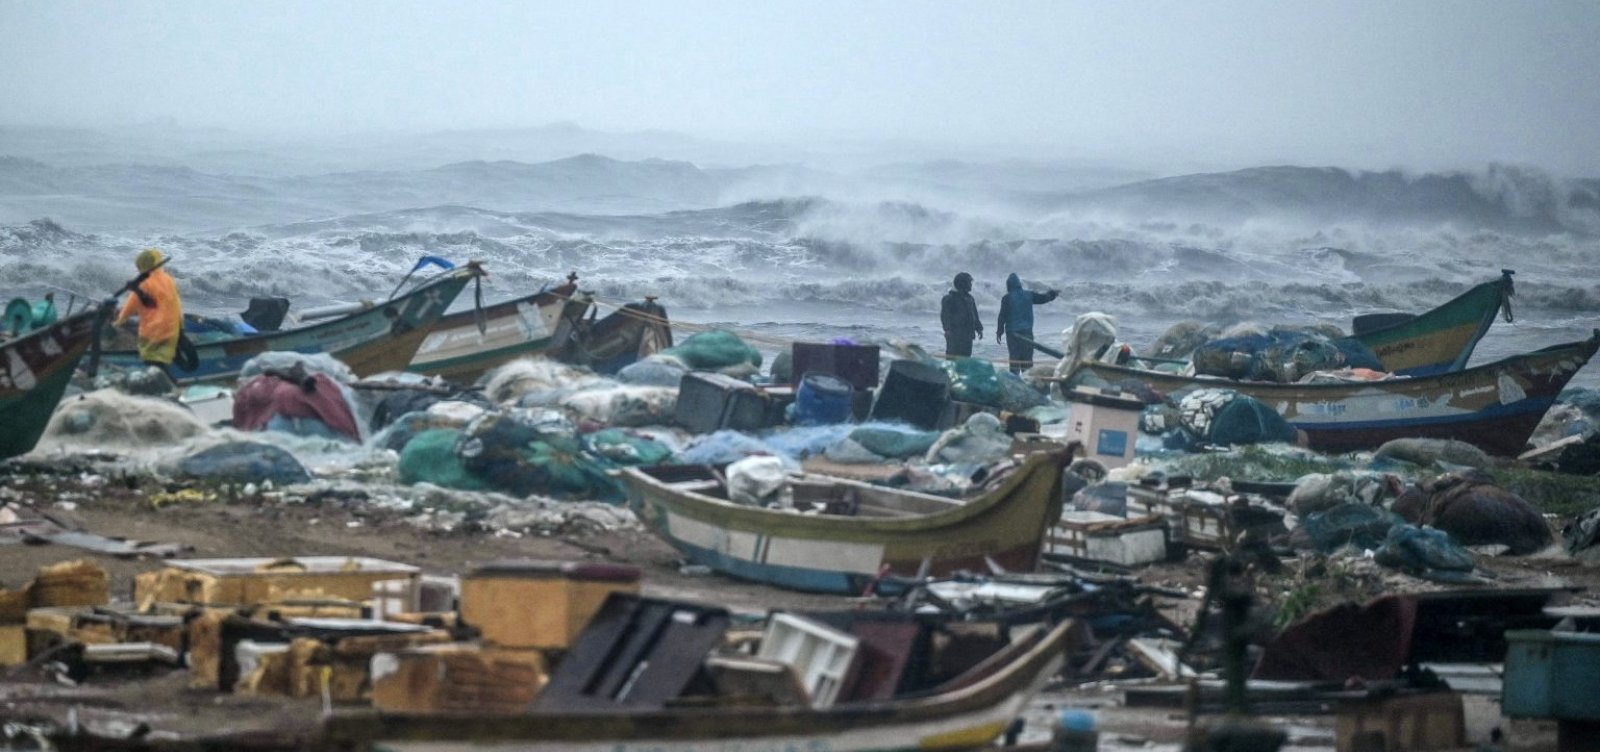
[675,372,772,434]
[791,342,880,391]
[1503,629,1600,721]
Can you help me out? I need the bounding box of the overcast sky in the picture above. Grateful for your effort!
[3,0,1598,174]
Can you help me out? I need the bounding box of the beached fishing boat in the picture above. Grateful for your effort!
[0,309,103,460]
[555,296,674,374]
[318,618,1075,752]
[621,450,1070,595]
[406,274,673,381]
[1351,269,1515,376]
[406,274,590,382]
[98,267,481,385]
[1068,330,1600,456]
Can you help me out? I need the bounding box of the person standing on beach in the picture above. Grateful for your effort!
[940,271,983,357]
[996,272,1059,374]
[112,248,183,369]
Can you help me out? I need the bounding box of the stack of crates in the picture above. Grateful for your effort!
[1126,476,1191,556]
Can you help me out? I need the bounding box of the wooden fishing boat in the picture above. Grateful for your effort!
[406,274,590,382]
[621,450,1070,595]
[0,309,103,460]
[1067,330,1600,456]
[1351,269,1515,376]
[406,275,674,381]
[98,267,481,385]
[317,619,1075,752]
[556,296,674,375]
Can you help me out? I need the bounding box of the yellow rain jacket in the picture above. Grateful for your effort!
[114,249,183,365]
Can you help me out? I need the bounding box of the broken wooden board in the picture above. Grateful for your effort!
[1127,637,1199,680]
[135,557,419,607]
[22,531,189,559]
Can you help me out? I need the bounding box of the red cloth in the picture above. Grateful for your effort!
[232,372,361,442]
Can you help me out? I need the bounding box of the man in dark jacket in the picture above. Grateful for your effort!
[996,272,1059,373]
[940,272,983,357]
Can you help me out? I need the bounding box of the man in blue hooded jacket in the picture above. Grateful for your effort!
[996,273,1059,374]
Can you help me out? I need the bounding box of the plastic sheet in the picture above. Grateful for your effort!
[179,441,312,485]
[1055,312,1119,378]
[1192,330,1349,383]
[1302,502,1404,553]
[726,455,789,506]
[1374,524,1475,577]
[926,413,1011,465]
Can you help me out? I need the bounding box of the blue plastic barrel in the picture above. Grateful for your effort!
[793,371,854,425]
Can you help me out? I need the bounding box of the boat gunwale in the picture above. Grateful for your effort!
[1351,272,1511,346]
[0,308,102,390]
[622,450,1067,538]
[101,266,480,360]
[424,281,582,331]
[1073,330,1600,399]
[315,619,1075,744]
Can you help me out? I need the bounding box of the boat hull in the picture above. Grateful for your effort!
[623,452,1069,595]
[1353,272,1512,376]
[318,621,1074,752]
[0,310,102,459]
[1070,332,1600,456]
[100,270,477,385]
[406,283,587,382]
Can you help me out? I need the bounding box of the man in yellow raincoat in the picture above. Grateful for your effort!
[113,248,183,366]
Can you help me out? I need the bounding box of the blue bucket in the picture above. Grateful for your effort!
[793,371,854,425]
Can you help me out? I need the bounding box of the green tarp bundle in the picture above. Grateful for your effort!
[660,329,763,370]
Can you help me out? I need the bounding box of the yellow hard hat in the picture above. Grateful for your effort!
[136,248,164,273]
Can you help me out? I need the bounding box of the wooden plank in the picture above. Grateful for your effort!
[1127,637,1198,680]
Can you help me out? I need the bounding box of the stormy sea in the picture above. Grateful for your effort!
[3,126,1598,387]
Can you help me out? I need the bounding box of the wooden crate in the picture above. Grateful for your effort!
[1126,482,1187,538]
[1047,512,1169,567]
[1175,490,1233,550]
[461,561,640,650]
[0,625,25,667]
[1336,691,1465,751]
[371,642,549,713]
[134,557,419,607]
[30,560,108,608]
[0,585,28,623]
